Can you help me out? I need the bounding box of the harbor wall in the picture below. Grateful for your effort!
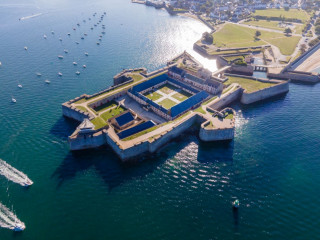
[69,131,107,150]
[241,81,289,104]
[199,123,234,141]
[268,71,320,83]
[62,104,92,122]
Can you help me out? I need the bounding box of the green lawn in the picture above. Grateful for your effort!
[172,90,192,102]
[74,98,87,104]
[224,76,275,93]
[130,74,143,82]
[225,113,234,119]
[294,24,304,34]
[194,106,206,114]
[253,9,310,22]
[93,100,118,113]
[158,98,178,109]
[75,106,88,112]
[144,91,163,101]
[158,84,177,94]
[243,20,284,31]
[212,23,300,55]
[91,117,107,130]
[100,106,127,121]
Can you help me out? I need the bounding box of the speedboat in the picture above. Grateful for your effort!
[12,97,17,103]
[45,79,50,84]
[73,62,77,65]
[59,37,62,41]
[99,35,102,37]
[13,223,25,232]
[24,46,28,50]
[96,42,100,45]
[81,36,84,40]
[75,41,79,44]
[18,84,22,88]
[64,49,68,53]
[43,34,47,39]
[89,18,91,20]
[67,33,71,36]
[83,20,86,23]
[94,24,97,27]
[104,12,106,15]
[58,72,63,76]
[102,31,105,34]
[77,23,80,26]
[36,72,42,77]
[90,27,93,30]
[0,62,2,66]
[233,199,240,209]
[84,52,89,56]
[51,30,54,34]
[58,55,64,59]
[73,27,76,31]
[84,33,87,36]
[83,65,86,68]
[75,71,80,75]
[98,38,102,41]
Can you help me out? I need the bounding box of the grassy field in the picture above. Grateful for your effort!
[100,106,126,121]
[91,117,107,130]
[74,98,87,104]
[172,90,192,102]
[75,106,88,112]
[194,106,206,114]
[93,100,118,113]
[253,9,310,22]
[225,113,234,119]
[144,91,163,101]
[130,74,143,82]
[159,98,178,109]
[158,84,176,94]
[243,20,284,31]
[212,23,300,55]
[224,76,275,93]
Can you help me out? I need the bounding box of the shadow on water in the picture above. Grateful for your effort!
[197,140,234,163]
[50,116,79,140]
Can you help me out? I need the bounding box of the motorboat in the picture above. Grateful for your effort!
[83,65,86,68]
[0,62,2,66]
[81,36,84,40]
[98,38,102,41]
[12,97,17,103]
[51,30,54,34]
[77,23,80,26]
[233,199,240,209]
[59,37,62,41]
[89,18,91,20]
[58,55,64,59]
[43,34,47,39]
[45,79,50,84]
[64,49,68,53]
[99,35,102,38]
[73,27,76,31]
[84,33,87,36]
[83,20,86,23]
[73,62,77,65]
[58,72,63,76]
[18,84,22,88]
[75,71,80,75]
[67,33,71,36]
[24,46,28,50]
[96,42,100,45]
[90,27,93,30]
[84,52,89,56]
[36,72,42,77]
[102,31,105,34]
[13,223,25,232]
[75,41,79,44]
[22,178,33,187]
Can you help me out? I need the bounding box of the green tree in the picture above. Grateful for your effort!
[284,27,292,35]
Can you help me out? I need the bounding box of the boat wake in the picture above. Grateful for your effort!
[0,202,25,231]
[0,159,33,187]
[20,13,42,21]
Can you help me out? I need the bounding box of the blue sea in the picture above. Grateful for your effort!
[0,0,320,239]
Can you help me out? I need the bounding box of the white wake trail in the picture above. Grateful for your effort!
[0,159,33,187]
[0,202,25,231]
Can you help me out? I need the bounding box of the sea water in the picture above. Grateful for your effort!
[0,0,320,239]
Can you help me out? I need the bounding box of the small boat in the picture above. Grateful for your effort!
[96,42,100,45]
[75,41,79,44]
[73,27,76,31]
[233,199,240,209]
[102,26,105,29]
[22,178,33,187]
[12,97,17,103]
[90,27,93,30]
[36,72,42,77]
[45,79,50,84]
[67,33,71,36]
[51,30,54,34]
[84,33,88,36]
[0,62,2,66]
[75,71,80,75]
[83,65,86,68]
[77,23,80,26]
[58,72,63,76]
[89,18,91,20]
[81,36,84,40]
[64,49,68,53]
[102,31,105,34]
[99,35,102,37]
[104,12,106,15]
[13,223,25,232]
[58,55,64,59]
[59,37,62,41]
[43,34,47,39]
[24,46,28,50]
[98,38,102,41]
[94,24,97,27]
[18,84,22,88]
[83,20,86,23]
[73,61,77,65]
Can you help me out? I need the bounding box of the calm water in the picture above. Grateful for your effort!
[1,1,320,239]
